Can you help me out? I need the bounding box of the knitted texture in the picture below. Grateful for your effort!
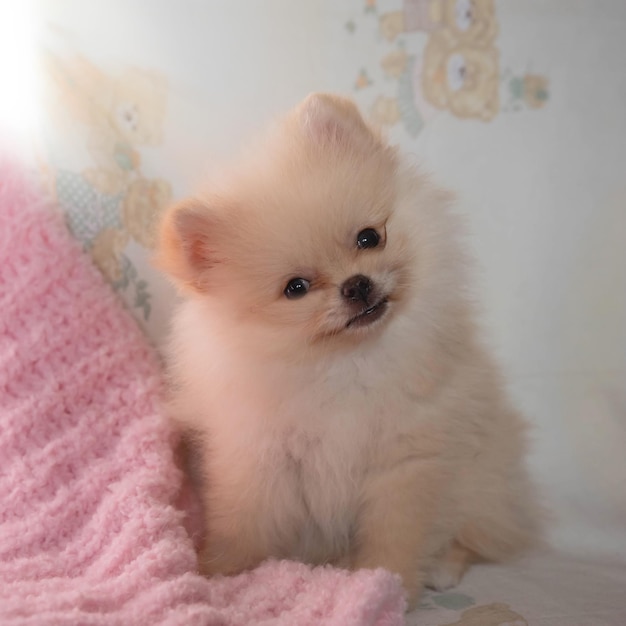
[0,156,406,626]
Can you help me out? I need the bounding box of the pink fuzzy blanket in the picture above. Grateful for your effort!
[0,155,406,626]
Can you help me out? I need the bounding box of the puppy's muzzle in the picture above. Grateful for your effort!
[341,274,373,305]
[342,274,389,328]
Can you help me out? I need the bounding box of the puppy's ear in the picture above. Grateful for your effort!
[155,198,223,292]
[298,92,377,147]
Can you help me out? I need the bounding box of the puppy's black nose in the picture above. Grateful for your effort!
[341,274,373,304]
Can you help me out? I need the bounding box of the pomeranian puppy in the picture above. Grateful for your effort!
[157,93,541,608]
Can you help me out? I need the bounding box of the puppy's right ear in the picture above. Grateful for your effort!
[298,92,378,149]
[155,198,222,292]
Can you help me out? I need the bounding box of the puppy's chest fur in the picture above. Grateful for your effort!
[274,417,369,562]
[208,357,406,564]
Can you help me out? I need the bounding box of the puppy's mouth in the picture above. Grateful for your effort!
[346,297,389,329]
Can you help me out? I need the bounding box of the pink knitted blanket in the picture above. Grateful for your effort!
[0,156,406,626]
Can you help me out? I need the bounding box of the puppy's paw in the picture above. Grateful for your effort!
[404,585,423,612]
[424,541,472,591]
[424,561,463,591]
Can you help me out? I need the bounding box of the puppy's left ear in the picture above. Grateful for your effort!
[155,198,224,293]
[298,92,378,148]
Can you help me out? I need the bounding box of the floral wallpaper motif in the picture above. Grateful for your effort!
[39,52,172,322]
[348,0,549,137]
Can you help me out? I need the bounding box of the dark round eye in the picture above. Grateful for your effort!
[356,228,380,249]
[284,277,310,299]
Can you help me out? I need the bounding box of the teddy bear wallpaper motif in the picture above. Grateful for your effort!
[422,28,500,121]
[350,0,550,136]
[38,52,172,322]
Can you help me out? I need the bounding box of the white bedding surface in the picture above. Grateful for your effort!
[407,551,626,626]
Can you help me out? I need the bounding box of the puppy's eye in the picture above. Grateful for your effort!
[284,277,310,299]
[356,228,380,249]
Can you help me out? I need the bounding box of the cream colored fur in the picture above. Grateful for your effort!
[156,93,542,609]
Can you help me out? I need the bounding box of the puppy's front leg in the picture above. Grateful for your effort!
[352,459,449,609]
[196,453,274,577]
[198,511,269,577]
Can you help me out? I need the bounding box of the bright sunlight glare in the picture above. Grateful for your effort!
[0,1,40,140]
